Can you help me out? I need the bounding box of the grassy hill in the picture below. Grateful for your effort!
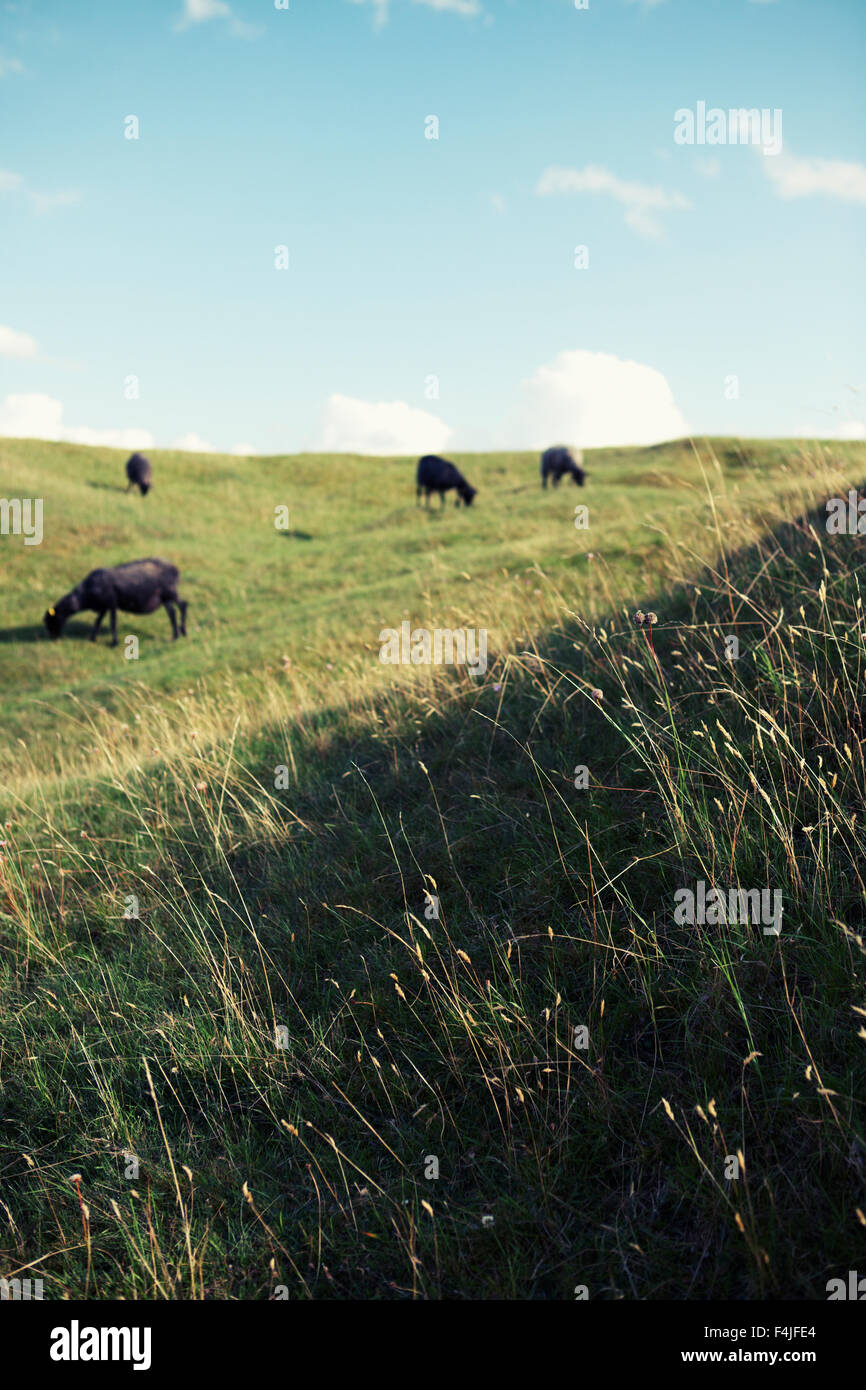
[0,435,854,788]
[1,435,865,1299]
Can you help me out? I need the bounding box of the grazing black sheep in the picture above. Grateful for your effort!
[125,453,153,496]
[44,558,188,646]
[416,455,477,508]
[540,446,586,489]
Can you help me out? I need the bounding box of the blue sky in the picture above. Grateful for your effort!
[1,0,864,454]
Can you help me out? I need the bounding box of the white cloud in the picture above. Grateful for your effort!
[763,153,866,204]
[0,394,64,438]
[30,189,81,213]
[508,349,688,450]
[174,0,261,37]
[0,395,228,453]
[315,393,452,455]
[65,424,154,449]
[171,431,216,452]
[231,442,258,455]
[0,55,24,77]
[348,0,481,25]
[0,324,37,358]
[0,168,80,212]
[695,157,720,179]
[797,418,866,441]
[535,164,691,239]
[414,0,481,12]
[0,393,153,449]
[178,0,230,22]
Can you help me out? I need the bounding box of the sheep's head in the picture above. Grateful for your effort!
[44,594,77,637]
[459,484,477,507]
[44,605,64,638]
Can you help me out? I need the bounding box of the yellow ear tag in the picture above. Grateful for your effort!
[48,607,55,616]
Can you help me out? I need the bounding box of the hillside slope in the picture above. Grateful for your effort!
[0,435,858,789]
[1,437,865,1299]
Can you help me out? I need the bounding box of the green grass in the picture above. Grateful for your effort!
[1,434,865,1299]
[0,434,851,788]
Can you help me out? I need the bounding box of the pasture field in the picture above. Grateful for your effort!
[1,435,865,1299]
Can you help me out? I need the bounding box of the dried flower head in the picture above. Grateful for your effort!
[646,611,658,626]
[633,610,646,626]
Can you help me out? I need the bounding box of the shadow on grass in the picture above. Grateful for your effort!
[0,619,114,644]
[221,490,866,1296]
[0,622,50,644]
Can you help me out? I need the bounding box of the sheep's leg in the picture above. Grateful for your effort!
[164,601,179,640]
[178,599,188,637]
[90,610,106,641]
[109,605,118,647]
